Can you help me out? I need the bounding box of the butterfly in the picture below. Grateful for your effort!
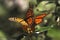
[8,8,47,33]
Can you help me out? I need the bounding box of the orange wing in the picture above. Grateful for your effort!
[8,17,30,33]
[26,8,34,25]
[26,8,35,33]
[8,17,28,26]
[35,13,47,24]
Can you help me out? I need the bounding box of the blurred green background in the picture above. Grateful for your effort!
[48,28,60,40]
[0,0,60,40]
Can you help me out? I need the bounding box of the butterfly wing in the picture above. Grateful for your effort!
[8,17,30,33]
[25,8,35,33]
[8,17,28,26]
[26,8,33,25]
[35,13,47,24]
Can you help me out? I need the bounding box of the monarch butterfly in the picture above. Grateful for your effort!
[8,8,47,33]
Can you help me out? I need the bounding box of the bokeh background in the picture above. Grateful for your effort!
[0,0,60,40]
